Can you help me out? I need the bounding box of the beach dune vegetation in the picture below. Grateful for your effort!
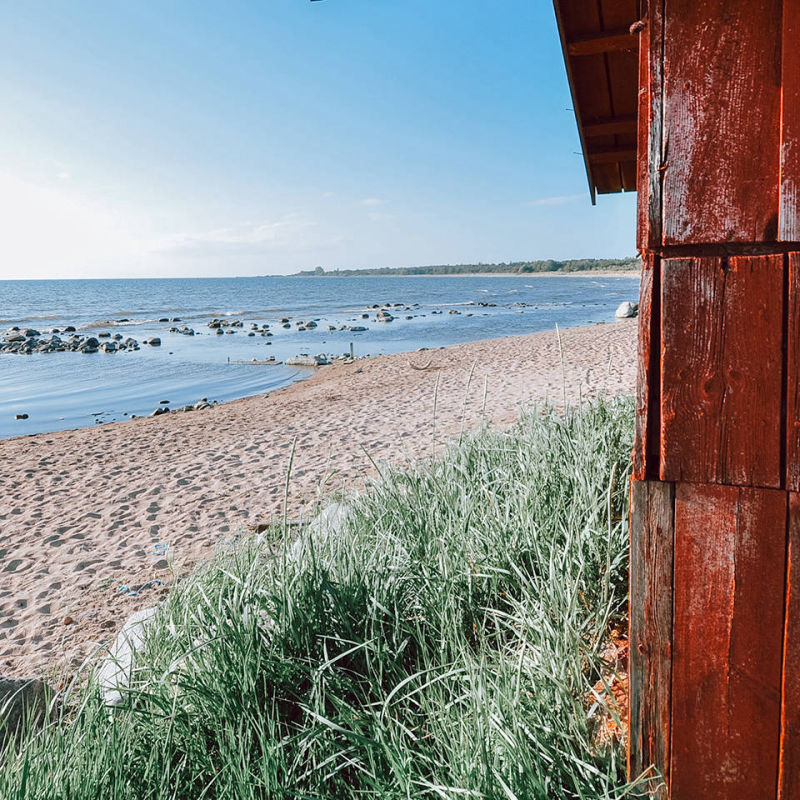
[0,399,644,799]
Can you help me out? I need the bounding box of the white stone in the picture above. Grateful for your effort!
[94,606,158,706]
[614,301,639,318]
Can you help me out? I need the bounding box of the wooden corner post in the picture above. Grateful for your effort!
[630,2,800,798]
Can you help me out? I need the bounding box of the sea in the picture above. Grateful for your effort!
[0,274,640,439]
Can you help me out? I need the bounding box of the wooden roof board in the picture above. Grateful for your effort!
[553,0,640,200]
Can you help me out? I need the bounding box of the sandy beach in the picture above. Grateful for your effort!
[0,321,637,681]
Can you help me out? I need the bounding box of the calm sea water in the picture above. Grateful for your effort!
[0,274,639,439]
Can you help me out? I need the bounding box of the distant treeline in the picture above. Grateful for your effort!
[293,258,640,277]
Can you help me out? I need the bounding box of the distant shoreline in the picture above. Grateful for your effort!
[289,258,641,279]
[290,270,641,279]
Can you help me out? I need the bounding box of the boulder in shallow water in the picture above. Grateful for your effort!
[286,354,330,366]
[614,301,638,318]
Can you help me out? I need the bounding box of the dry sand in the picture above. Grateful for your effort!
[0,321,637,681]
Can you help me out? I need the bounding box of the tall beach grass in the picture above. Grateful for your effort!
[0,398,643,799]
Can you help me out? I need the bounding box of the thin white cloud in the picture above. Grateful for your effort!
[157,215,344,257]
[360,197,383,207]
[524,193,585,207]
[56,170,71,181]
[367,212,395,222]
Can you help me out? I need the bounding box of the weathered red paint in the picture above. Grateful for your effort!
[660,255,784,488]
[671,483,786,800]
[628,479,673,798]
[635,0,663,252]
[781,2,800,241]
[779,493,800,800]
[787,253,800,492]
[661,0,782,244]
[632,254,658,481]
[553,1,800,796]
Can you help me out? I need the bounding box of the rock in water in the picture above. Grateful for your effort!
[286,354,330,366]
[615,301,639,318]
[0,678,50,746]
[94,606,158,706]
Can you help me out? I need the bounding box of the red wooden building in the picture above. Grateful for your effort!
[553,1,799,798]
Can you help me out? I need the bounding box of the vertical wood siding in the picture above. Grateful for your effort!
[628,479,674,798]
[671,483,786,800]
[781,2,800,241]
[660,255,784,487]
[779,492,800,800]
[787,253,800,491]
[636,0,664,251]
[661,0,782,244]
[633,254,659,481]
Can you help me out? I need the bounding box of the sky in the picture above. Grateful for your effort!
[0,1,637,279]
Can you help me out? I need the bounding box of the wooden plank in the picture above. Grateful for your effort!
[781,0,800,241]
[661,0,781,244]
[588,146,637,165]
[636,0,664,251]
[583,115,637,137]
[633,253,658,480]
[779,492,800,800]
[660,255,783,487]
[628,479,674,798]
[567,30,637,57]
[787,253,800,491]
[671,483,786,800]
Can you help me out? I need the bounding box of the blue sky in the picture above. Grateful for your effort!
[0,1,636,279]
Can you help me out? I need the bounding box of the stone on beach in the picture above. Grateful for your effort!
[0,677,50,746]
[94,606,158,707]
[614,301,638,318]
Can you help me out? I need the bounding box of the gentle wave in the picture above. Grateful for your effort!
[0,314,63,325]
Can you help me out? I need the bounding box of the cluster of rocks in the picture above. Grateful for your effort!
[293,320,318,332]
[169,326,195,336]
[1,328,143,355]
[208,319,275,339]
[207,319,243,330]
[247,323,273,339]
[149,398,215,417]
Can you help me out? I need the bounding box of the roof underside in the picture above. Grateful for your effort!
[552,0,640,202]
